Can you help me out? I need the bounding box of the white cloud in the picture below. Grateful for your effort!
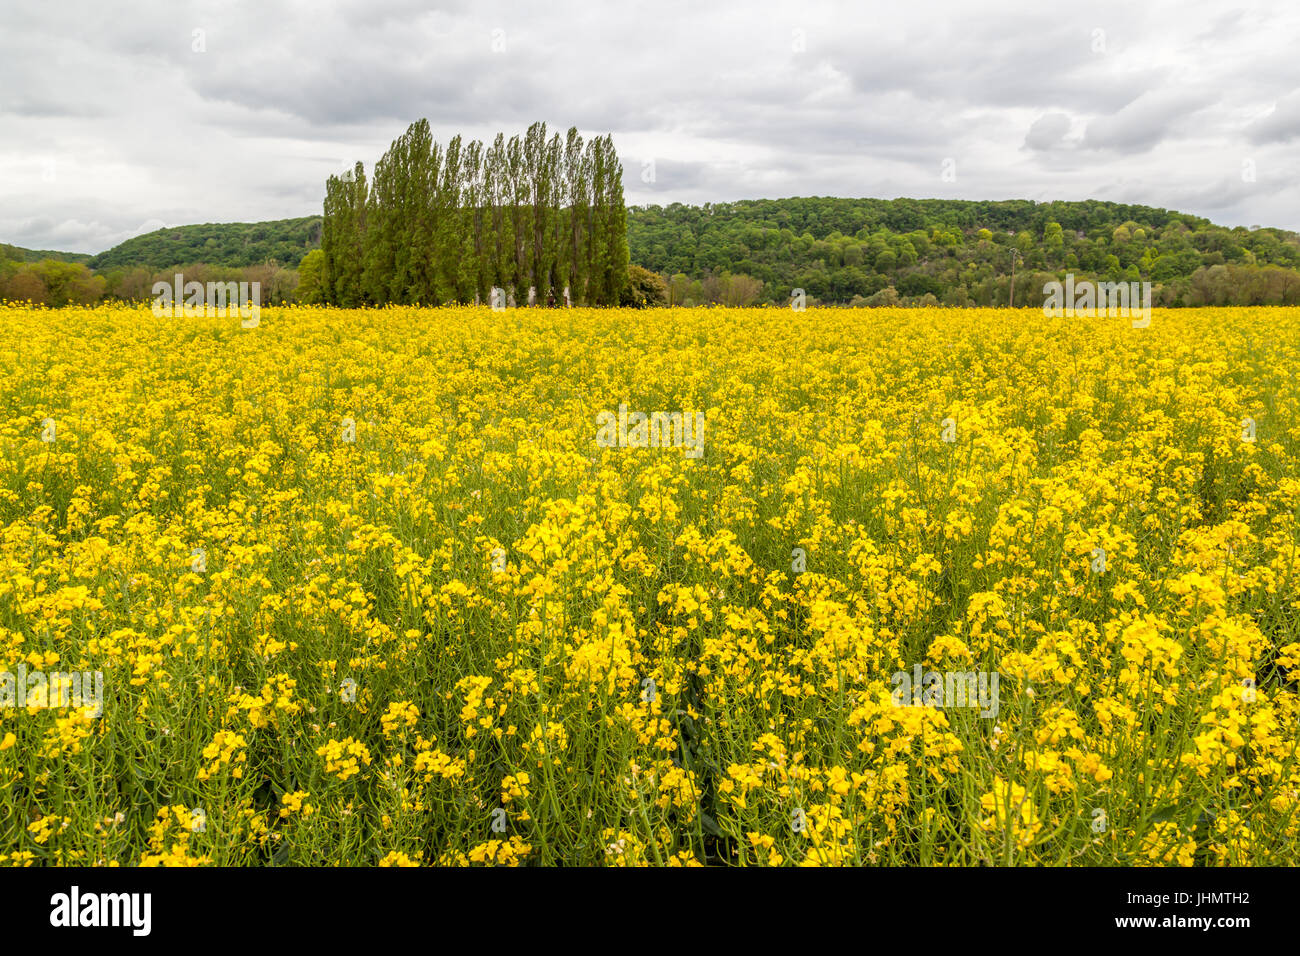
[2,0,1298,253]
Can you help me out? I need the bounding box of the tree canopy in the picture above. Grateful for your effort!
[627,197,1300,306]
[321,120,629,307]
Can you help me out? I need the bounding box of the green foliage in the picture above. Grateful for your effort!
[622,264,668,307]
[0,243,93,265]
[88,218,322,270]
[0,259,103,306]
[628,197,1300,307]
[323,164,368,307]
[7,192,1300,311]
[295,249,326,305]
[322,121,628,307]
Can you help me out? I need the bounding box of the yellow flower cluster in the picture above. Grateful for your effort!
[0,302,1297,866]
[316,737,372,782]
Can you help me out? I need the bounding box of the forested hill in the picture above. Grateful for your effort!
[0,243,92,265]
[626,197,1300,306]
[88,216,322,270]
[8,196,1300,307]
[631,197,1212,249]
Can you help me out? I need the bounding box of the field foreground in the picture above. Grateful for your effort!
[1,303,1298,866]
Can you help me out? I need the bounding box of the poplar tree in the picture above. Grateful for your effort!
[563,127,590,304]
[545,131,565,302]
[461,139,486,304]
[435,135,463,303]
[485,134,512,299]
[602,135,630,304]
[506,134,530,304]
[362,137,400,304]
[322,174,344,303]
[404,120,436,303]
[321,121,627,307]
[323,161,368,307]
[586,137,611,304]
[525,121,549,302]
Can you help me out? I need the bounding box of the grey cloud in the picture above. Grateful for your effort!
[1247,90,1300,144]
[3,0,1300,251]
[1024,113,1075,152]
[1081,89,1216,153]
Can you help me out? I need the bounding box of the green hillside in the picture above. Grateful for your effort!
[88,217,322,270]
[0,243,92,265]
[627,197,1300,306]
[6,196,1300,308]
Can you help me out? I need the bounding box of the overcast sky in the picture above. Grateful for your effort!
[2,0,1298,254]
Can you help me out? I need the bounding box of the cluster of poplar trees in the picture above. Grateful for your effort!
[320,120,629,307]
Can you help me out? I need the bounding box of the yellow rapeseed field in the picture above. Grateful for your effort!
[1,303,1298,866]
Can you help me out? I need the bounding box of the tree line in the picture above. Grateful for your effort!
[0,257,303,308]
[8,194,1300,309]
[321,120,629,307]
[628,197,1300,307]
[87,218,320,271]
